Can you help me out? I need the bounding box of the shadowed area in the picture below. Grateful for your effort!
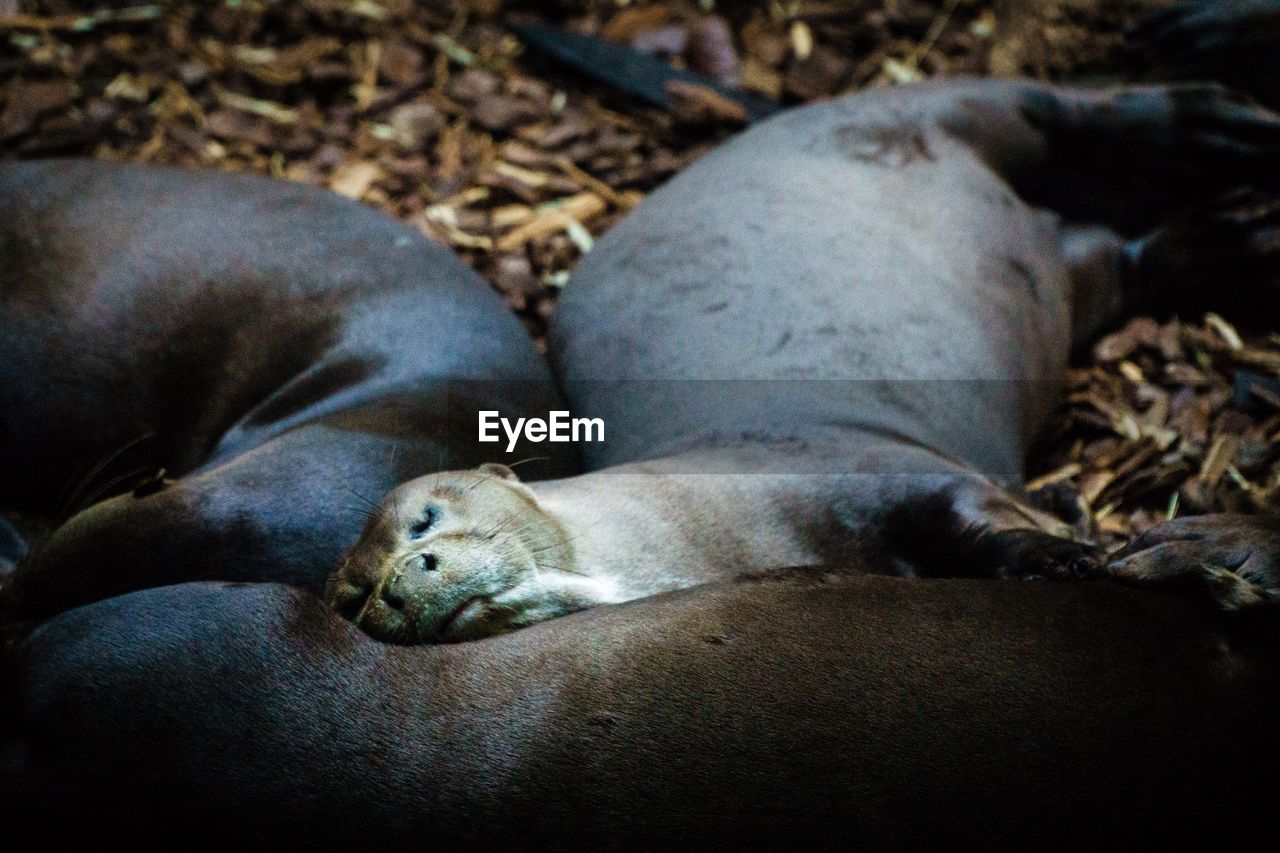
[3,572,1277,846]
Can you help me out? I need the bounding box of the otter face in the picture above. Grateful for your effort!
[325,463,569,644]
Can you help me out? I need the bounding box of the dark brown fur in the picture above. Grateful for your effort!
[0,161,576,621]
[5,576,1278,846]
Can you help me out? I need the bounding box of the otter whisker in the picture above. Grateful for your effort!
[464,471,498,494]
[59,431,156,521]
[476,510,554,544]
[390,484,404,533]
[498,517,567,537]
[74,463,158,514]
[482,511,525,539]
[528,554,590,578]
[344,486,381,513]
[505,456,550,471]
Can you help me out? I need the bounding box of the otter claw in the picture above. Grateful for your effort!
[1107,513,1280,610]
[1067,556,1100,579]
[974,529,1105,582]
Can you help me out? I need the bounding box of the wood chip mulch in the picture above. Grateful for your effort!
[0,0,994,336]
[2,0,1276,541]
[1030,317,1280,544]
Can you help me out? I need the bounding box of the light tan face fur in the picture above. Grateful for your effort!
[325,464,569,644]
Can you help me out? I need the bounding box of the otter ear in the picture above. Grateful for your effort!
[477,463,520,482]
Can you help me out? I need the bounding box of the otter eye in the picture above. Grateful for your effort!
[419,553,438,572]
[409,507,438,539]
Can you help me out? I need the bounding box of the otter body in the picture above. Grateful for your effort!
[331,456,869,641]
[4,77,1280,841]
[0,161,575,622]
[8,575,1280,846]
[330,79,1280,641]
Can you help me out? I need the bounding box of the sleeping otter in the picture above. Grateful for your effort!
[327,464,621,643]
[329,445,1087,643]
[328,78,1280,643]
[0,161,576,624]
[7,76,1280,842]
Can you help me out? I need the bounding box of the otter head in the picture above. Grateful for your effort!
[325,464,572,644]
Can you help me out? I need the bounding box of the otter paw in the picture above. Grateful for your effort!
[1133,190,1280,313]
[972,528,1107,582]
[878,489,1102,580]
[1021,81,1280,196]
[1157,84,1280,181]
[1107,514,1280,610]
